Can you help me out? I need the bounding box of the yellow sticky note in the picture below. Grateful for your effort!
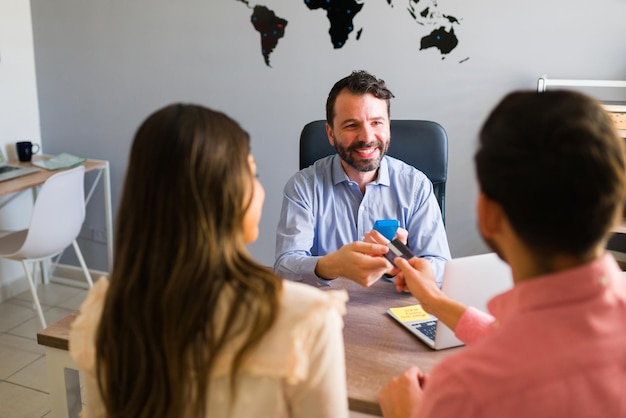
[388,304,433,322]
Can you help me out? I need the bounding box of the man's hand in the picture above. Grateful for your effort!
[378,366,427,418]
[364,227,408,245]
[315,241,390,287]
[393,257,441,307]
[363,228,408,277]
[395,257,467,330]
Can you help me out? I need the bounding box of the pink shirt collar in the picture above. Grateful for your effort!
[488,253,622,323]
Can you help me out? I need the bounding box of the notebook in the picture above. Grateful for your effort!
[0,149,40,182]
[388,253,513,350]
[31,153,86,170]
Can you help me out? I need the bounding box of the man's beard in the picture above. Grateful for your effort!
[334,138,389,172]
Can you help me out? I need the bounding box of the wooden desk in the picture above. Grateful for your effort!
[0,156,113,272]
[37,281,461,417]
[37,311,81,418]
[330,279,462,416]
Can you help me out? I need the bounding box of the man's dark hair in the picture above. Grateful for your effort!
[475,90,626,258]
[325,70,395,127]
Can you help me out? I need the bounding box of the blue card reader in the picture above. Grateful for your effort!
[373,219,399,241]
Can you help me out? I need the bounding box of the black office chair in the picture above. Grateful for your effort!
[299,120,448,223]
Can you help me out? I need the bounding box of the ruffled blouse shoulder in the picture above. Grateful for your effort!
[233,281,348,383]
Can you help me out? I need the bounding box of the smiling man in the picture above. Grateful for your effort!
[274,70,450,287]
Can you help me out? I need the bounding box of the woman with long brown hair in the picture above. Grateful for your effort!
[69,104,349,418]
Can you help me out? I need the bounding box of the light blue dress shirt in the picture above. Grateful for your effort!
[274,155,451,286]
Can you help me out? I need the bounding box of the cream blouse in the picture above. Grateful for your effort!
[69,277,349,418]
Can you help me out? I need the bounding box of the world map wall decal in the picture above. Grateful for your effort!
[236,0,467,67]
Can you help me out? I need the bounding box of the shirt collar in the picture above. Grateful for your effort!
[488,253,622,323]
[331,154,391,186]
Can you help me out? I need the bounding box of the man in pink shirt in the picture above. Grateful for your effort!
[377,90,626,417]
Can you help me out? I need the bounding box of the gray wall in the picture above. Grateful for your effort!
[30,0,626,270]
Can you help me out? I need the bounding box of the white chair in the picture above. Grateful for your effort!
[0,165,93,328]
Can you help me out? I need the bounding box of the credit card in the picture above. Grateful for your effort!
[384,238,415,267]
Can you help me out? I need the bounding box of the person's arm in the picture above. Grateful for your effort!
[285,296,349,418]
[274,195,390,286]
[314,241,392,287]
[394,258,495,343]
[454,306,497,344]
[274,174,328,285]
[275,171,392,287]
[397,257,466,329]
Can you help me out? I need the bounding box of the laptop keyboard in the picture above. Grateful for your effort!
[412,320,438,341]
[0,166,20,174]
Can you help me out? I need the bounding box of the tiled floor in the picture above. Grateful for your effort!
[0,281,87,418]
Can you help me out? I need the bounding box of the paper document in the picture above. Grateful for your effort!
[388,304,434,322]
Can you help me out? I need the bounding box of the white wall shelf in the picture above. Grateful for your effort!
[537,75,626,138]
[537,76,626,92]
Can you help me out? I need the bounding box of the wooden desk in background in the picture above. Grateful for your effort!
[37,280,461,417]
[37,311,81,418]
[0,156,113,272]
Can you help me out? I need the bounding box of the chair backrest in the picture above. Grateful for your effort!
[19,165,86,258]
[299,120,448,222]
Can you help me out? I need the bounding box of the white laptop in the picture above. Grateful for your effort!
[388,253,513,350]
[0,149,40,182]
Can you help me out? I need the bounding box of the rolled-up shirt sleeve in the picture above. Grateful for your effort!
[454,306,496,345]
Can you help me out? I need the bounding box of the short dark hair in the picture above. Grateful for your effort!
[325,70,395,127]
[475,90,626,257]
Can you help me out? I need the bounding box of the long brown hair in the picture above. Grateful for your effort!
[95,104,282,417]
